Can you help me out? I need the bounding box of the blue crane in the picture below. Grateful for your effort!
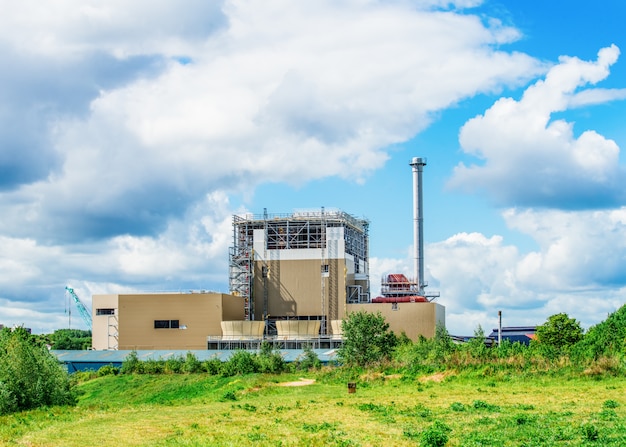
[65,286,93,330]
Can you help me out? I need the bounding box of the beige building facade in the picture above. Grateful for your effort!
[230,210,370,334]
[91,292,244,350]
[346,302,445,340]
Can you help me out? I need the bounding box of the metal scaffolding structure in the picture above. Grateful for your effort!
[228,209,369,323]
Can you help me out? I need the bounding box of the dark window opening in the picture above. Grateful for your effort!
[155,320,180,329]
[96,308,115,316]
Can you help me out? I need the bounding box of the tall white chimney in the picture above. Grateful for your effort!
[410,157,426,295]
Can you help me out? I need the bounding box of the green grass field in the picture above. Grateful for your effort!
[1,370,624,446]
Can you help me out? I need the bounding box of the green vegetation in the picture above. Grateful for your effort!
[35,329,92,350]
[0,327,76,416]
[338,310,397,366]
[1,367,625,446]
[1,306,626,444]
[535,313,583,353]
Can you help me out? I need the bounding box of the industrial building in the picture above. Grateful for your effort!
[229,209,370,334]
[91,292,244,350]
[90,157,445,350]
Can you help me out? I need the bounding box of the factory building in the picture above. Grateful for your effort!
[90,157,445,350]
[229,209,370,336]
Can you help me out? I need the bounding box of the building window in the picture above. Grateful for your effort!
[321,264,329,274]
[96,308,115,315]
[391,302,399,311]
[154,320,180,329]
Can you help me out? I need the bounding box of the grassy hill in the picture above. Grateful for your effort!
[1,369,625,446]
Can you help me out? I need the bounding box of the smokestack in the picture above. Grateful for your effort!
[410,157,426,295]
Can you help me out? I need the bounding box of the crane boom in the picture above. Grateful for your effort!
[65,286,93,330]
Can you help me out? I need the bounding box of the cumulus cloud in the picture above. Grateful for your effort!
[425,208,626,334]
[0,192,236,332]
[0,0,542,244]
[449,45,626,209]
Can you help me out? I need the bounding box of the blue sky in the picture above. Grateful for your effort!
[1,0,625,335]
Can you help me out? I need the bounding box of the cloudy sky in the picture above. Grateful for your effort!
[1,0,625,336]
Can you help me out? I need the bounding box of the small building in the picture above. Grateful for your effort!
[488,326,537,345]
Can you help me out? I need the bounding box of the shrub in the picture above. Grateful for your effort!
[449,402,465,412]
[97,364,119,377]
[120,350,142,374]
[183,352,203,374]
[257,342,286,374]
[296,344,322,370]
[574,305,626,360]
[164,356,184,374]
[222,350,258,376]
[581,423,599,441]
[142,359,165,374]
[465,325,490,360]
[420,420,451,447]
[535,313,583,353]
[338,311,397,367]
[203,358,223,375]
[220,390,238,401]
[0,327,76,415]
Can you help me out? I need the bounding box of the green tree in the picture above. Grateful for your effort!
[574,304,626,360]
[49,329,92,350]
[535,313,583,352]
[338,311,397,367]
[0,327,76,415]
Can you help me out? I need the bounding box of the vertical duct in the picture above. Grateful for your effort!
[410,157,426,295]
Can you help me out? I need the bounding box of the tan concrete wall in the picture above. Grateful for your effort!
[117,293,225,350]
[346,302,445,341]
[222,294,246,320]
[92,294,119,350]
[253,258,348,322]
[91,292,244,350]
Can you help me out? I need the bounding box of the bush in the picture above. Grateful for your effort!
[257,344,286,374]
[183,352,203,374]
[581,423,599,441]
[222,350,258,376]
[164,356,184,374]
[574,304,626,360]
[535,313,583,353]
[420,420,451,447]
[0,327,76,415]
[338,311,397,367]
[97,364,119,377]
[203,358,223,375]
[120,350,143,374]
[296,344,322,370]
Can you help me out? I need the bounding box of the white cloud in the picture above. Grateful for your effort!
[0,0,226,59]
[0,0,543,243]
[449,45,625,208]
[426,207,626,334]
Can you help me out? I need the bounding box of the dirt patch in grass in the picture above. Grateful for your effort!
[277,378,316,387]
[419,372,451,383]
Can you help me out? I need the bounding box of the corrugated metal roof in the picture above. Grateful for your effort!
[52,349,339,372]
